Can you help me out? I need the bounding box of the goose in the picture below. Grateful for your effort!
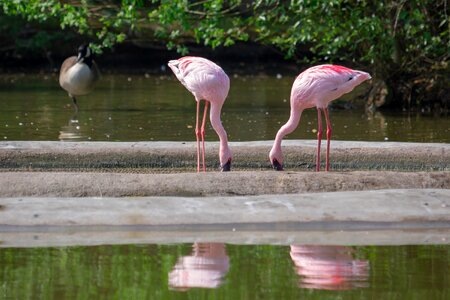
[59,44,100,112]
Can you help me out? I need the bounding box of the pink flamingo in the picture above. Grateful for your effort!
[269,65,371,171]
[168,56,232,172]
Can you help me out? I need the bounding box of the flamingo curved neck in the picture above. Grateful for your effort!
[209,101,231,165]
[273,109,302,150]
[209,102,228,145]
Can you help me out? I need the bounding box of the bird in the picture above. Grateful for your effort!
[168,56,232,172]
[59,44,100,112]
[269,64,371,171]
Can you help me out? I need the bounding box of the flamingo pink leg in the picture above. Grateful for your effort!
[195,100,201,172]
[316,108,323,172]
[200,101,209,173]
[323,108,332,171]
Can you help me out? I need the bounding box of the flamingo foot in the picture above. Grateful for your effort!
[221,159,232,172]
[272,159,284,171]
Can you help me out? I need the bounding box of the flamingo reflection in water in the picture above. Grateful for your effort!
[169,243,229,290]
[290,245,370,290]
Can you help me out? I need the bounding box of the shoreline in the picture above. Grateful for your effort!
[1,140,448,247]
[1,140,449,172]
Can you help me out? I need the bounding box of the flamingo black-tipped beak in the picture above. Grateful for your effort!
[221,159,231,172]
[272,159,283,171]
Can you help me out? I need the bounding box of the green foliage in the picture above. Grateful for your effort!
[1,0,448,107]
[1,0,142,54]
[2,0,447,67]
[148,0,249,54]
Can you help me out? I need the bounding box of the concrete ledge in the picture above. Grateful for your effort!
[1,140,449,171]
[1,228,449,248]
[1,141,449,248]
[0,171,448,197]
[1,189,449,247]
[2,189,449,226]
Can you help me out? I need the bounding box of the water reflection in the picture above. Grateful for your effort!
[167,243,370,292]
[365,110,388,140]
[58,114,86,141]
[169,243,230,290]
[0,243,448,298]
[290,245,370,290]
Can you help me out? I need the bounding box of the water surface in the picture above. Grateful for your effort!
[1,243,448,299]
[1,74,448,142]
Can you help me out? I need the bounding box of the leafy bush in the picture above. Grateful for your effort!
[1,0,448,110]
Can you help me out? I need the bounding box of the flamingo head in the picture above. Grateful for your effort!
[353,70,372,83]
[220,147,232,172]
[272,159,283,171]
[221,158,231,172]
[269,147,284,171]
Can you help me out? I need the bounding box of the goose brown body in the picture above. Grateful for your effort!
[59,44,100,111]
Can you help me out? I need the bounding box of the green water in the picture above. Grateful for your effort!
[1,74,448,142]
[1,243,449,299]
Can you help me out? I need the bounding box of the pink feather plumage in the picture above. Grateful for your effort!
[168,56,232,172]
[270,64,371,171]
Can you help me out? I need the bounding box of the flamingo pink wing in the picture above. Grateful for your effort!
[169,56,229,102]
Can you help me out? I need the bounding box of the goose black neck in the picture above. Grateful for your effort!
[83,55,93,68]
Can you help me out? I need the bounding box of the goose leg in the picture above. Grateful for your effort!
[70,95,79,113]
